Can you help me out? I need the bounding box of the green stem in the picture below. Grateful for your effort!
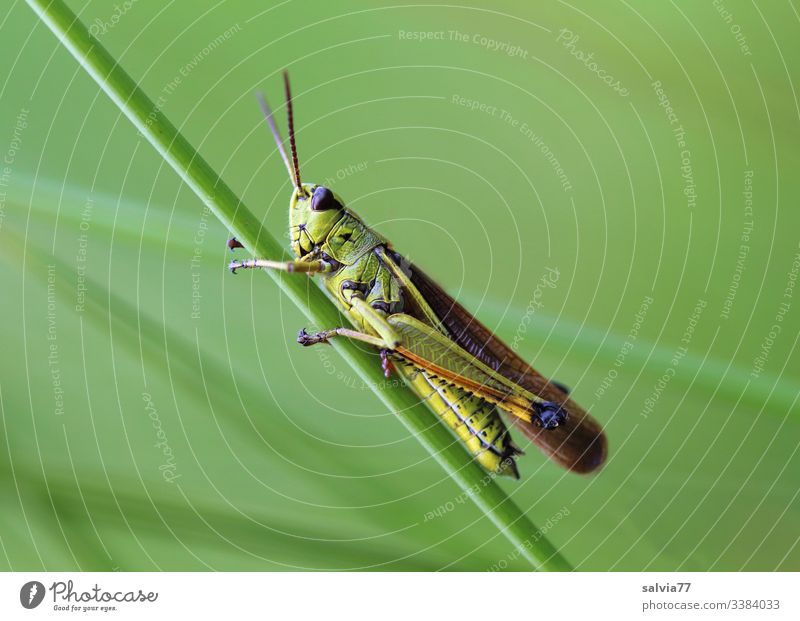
[26,0,573,571]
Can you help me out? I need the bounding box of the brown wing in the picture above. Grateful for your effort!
[394,252,607,473]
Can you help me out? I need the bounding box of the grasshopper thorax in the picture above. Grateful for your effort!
[289,183,346,258]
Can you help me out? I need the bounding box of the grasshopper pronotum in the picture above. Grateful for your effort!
[230,73,607,478]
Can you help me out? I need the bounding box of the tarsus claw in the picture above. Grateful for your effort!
[380,349,394,378]
[297,328,322,346]
[534,401,567,430]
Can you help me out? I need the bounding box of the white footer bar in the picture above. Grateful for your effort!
[1,572,795,620]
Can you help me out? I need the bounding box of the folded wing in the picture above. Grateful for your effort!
[393,252,607,473]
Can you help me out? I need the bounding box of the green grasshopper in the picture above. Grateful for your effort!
[229,73,606,478]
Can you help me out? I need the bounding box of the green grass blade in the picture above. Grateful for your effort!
[25,0,572,571]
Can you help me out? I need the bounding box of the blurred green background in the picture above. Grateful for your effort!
[1,0,798,571]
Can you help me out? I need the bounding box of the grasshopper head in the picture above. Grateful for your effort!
[289,183,345,257]
[257,73,347,258]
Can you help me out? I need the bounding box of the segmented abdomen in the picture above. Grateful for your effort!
[395,359,520,478]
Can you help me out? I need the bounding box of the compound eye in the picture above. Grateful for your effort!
[311,186,342,211]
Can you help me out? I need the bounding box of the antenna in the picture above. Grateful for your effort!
[256,90,297,189]
[283,71,303,192]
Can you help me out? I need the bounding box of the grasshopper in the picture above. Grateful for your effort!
[229,73,607,478]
